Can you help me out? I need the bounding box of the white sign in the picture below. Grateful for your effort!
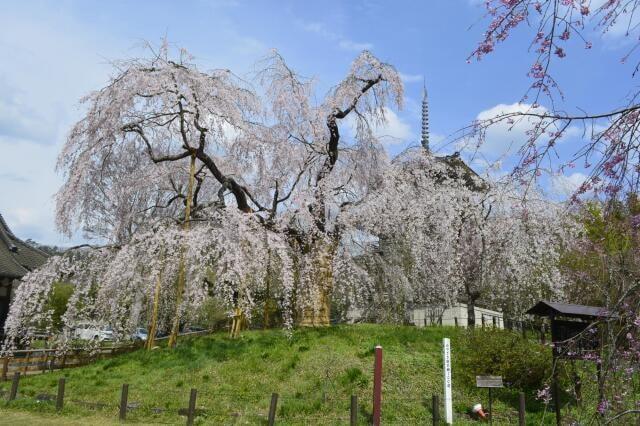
[443,337,453,424]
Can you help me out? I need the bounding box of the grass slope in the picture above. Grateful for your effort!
[1,325,551,425]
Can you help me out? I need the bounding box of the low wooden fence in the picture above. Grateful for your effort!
[0,330,210,381]
[1,342,532,425]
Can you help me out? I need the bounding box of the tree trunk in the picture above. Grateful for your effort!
[467,298,476,329]
[300,243,334,327]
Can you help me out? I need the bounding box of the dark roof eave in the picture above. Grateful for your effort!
[526,300,616,319]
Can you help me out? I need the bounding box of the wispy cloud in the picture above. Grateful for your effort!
[399,72,423,83]
[298,20,373,52]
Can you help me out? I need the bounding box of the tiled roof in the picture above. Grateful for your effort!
[526,300,614,319]
[0,213,49,279]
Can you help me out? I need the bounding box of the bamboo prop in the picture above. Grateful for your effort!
[146,257,163,350]
[168,153,197,349]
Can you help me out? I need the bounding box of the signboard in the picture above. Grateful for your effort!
[550,319,599,359]
[476,376,503,388]
[442,338,452,424]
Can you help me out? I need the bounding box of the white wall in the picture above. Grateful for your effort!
[410,304,504,329]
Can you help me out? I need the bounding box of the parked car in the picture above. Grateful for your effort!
[73,323,113,341]
[132,328,148,341]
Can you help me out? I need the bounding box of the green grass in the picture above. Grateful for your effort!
[1,325,555,425]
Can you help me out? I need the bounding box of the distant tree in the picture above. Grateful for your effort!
[342,149,573,325]
[24,239,65,256]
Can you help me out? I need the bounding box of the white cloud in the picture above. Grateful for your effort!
[338,40,374,51]
[551,172,588,197]
[374,108,414,144]
[342,107,414,146]
[467,102,550,159]
[298,20,373,52]
[399,72,424,83]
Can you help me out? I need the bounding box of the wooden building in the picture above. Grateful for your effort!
[0,214,49,334]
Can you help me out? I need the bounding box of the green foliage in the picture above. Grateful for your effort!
[456,328,556,393]
[43,282,73,330]
[562,195,640,306]
[193,296,229,331]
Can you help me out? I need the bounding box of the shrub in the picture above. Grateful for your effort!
[455,328,557,393]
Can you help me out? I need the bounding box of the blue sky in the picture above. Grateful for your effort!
[0,0,633,245]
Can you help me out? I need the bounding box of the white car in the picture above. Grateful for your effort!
[132,328,148,341]
[73,323,113,341]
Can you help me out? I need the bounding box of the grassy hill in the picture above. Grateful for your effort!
[0,325,558,425]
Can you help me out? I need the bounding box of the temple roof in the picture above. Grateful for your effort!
[0,213,49,279]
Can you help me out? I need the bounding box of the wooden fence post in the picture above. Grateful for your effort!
[8,372,19,400]
[372,345,383,426]
[119,383,129,421]
[56,377,65,411]
[186,388,197,426]
[350,395,358,426]
[268,392,278,426]
[432,394,440,425]
[518,392,525,426]
[454,317,458,328]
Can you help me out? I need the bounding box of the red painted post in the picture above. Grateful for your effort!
[372,345,383,426]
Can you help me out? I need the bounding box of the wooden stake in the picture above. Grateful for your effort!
[56,377,65,411]
[518,392,525,426]
[186,388,197,426]
[350,395,358,426]
[119,383,129,421]
[268,392,278,426]
[432,394,440,425]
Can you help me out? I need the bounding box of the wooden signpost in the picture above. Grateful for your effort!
[476,375,503,424]
[442,338,452,424]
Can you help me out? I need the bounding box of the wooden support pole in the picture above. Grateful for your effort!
[372,345,383,426]
[8,372,19,400]
[169,153,197,349]
[350,395,358,426]
[41,351,48,374]
[119,383,129,421]
[518,392,525,426]
[56,377,65,411]
[268,392,278,426]
[23,350,31,375]
[432,394,440,425]
[186,388,197,426]
[1,356,8,381]
[488,388,493,425]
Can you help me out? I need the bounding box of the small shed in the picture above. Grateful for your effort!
[526,300,611,426]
